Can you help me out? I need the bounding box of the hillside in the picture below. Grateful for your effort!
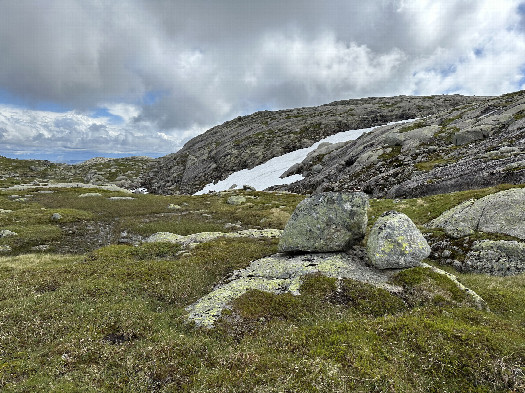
[143,94,485,195]
[279,90,525,198]
[0,155,153,190]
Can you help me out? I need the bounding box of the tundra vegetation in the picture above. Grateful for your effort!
[0,179,523,392]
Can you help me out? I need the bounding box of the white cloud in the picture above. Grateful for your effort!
[0,0,524,159]
[0,105,185,157]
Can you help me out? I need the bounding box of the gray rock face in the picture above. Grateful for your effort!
[429,188,525,239]
[367,211,430,269]
[143,95,476,195]
[278,192,368,253]
[278,92,525,198]
[463,240,525,275]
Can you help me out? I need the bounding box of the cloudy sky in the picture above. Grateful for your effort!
[1,0,525,162]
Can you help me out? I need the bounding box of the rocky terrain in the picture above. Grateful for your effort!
[0,92,524,392]
[281,90,525,198]
[139,90,525,199]
[0,155,153,190]
[143,94,485,194]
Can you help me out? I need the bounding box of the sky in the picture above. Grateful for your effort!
[1,0,525,162]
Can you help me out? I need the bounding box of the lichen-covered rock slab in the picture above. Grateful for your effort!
[278,192,368,253]
[186,251,400,327]
[463,240,525,276]
[367,211,430,269]
[145,229,282,248]
[429,188,525,239]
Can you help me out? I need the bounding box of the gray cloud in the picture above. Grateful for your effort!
[0,0,524,158]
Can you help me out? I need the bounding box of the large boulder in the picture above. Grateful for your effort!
[463,240,525,276]
[367,211,430,269]
[429,188,525,239]
[278,192,368,253]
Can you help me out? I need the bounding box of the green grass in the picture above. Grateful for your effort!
[0,186,524,391]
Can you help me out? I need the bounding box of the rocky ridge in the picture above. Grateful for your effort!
[143,95,484,195]
[279,90,525,197]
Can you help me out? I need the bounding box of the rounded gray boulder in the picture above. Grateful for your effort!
[367,211,430,269]
[278,192,368,253]
[429,188,525,239]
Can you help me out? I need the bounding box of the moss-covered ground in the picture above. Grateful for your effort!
[0,184,523,391]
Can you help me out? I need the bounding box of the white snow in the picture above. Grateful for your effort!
[195,119,415,194]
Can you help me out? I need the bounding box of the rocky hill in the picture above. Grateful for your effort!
[143,95,485,194]
[278,90,525,198]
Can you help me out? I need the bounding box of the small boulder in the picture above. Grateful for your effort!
[227,195,246,205]
[278,192,368,253]
[0,229,18,238]
[51,213,62,221]
[367,211,430,269]
[79,192,102,198]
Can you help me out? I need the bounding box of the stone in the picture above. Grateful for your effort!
[429,188,525,239]
[145,229,282,248]
[226,195,246,205]
[186,251,400,327]
[453,125,493,145]
[0,229,18,238]
[0,245,12,253]
[463,240,525,276]
[167,204,182,209]
[108,196,135,200]
[367,211,430,269]
[278,192,368,253]
[78,192,102,198]
[51,213,62,221]
[243,185,256,191]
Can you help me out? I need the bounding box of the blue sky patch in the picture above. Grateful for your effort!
[92,107,124,124]
[141,90,168,106]
[0,89,72,112]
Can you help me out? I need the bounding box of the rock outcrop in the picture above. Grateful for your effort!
[142,95,480,195]
[278,192,368,253]
[428,188,525,239]
[367,211,430,269]
[463,240,525,276]
[280,91,525,197]
[186,251,401,327]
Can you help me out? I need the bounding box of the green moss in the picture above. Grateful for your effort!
[415,157,458,171]
[513,110,525,120]
[379,145,402,160]
[398,121,428,133]
[231,290,302,321]
[337,279,407,317]
[439,114,463,127]
[393,267,469,305]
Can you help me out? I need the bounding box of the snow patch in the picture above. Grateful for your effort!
[196,119,415,194]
